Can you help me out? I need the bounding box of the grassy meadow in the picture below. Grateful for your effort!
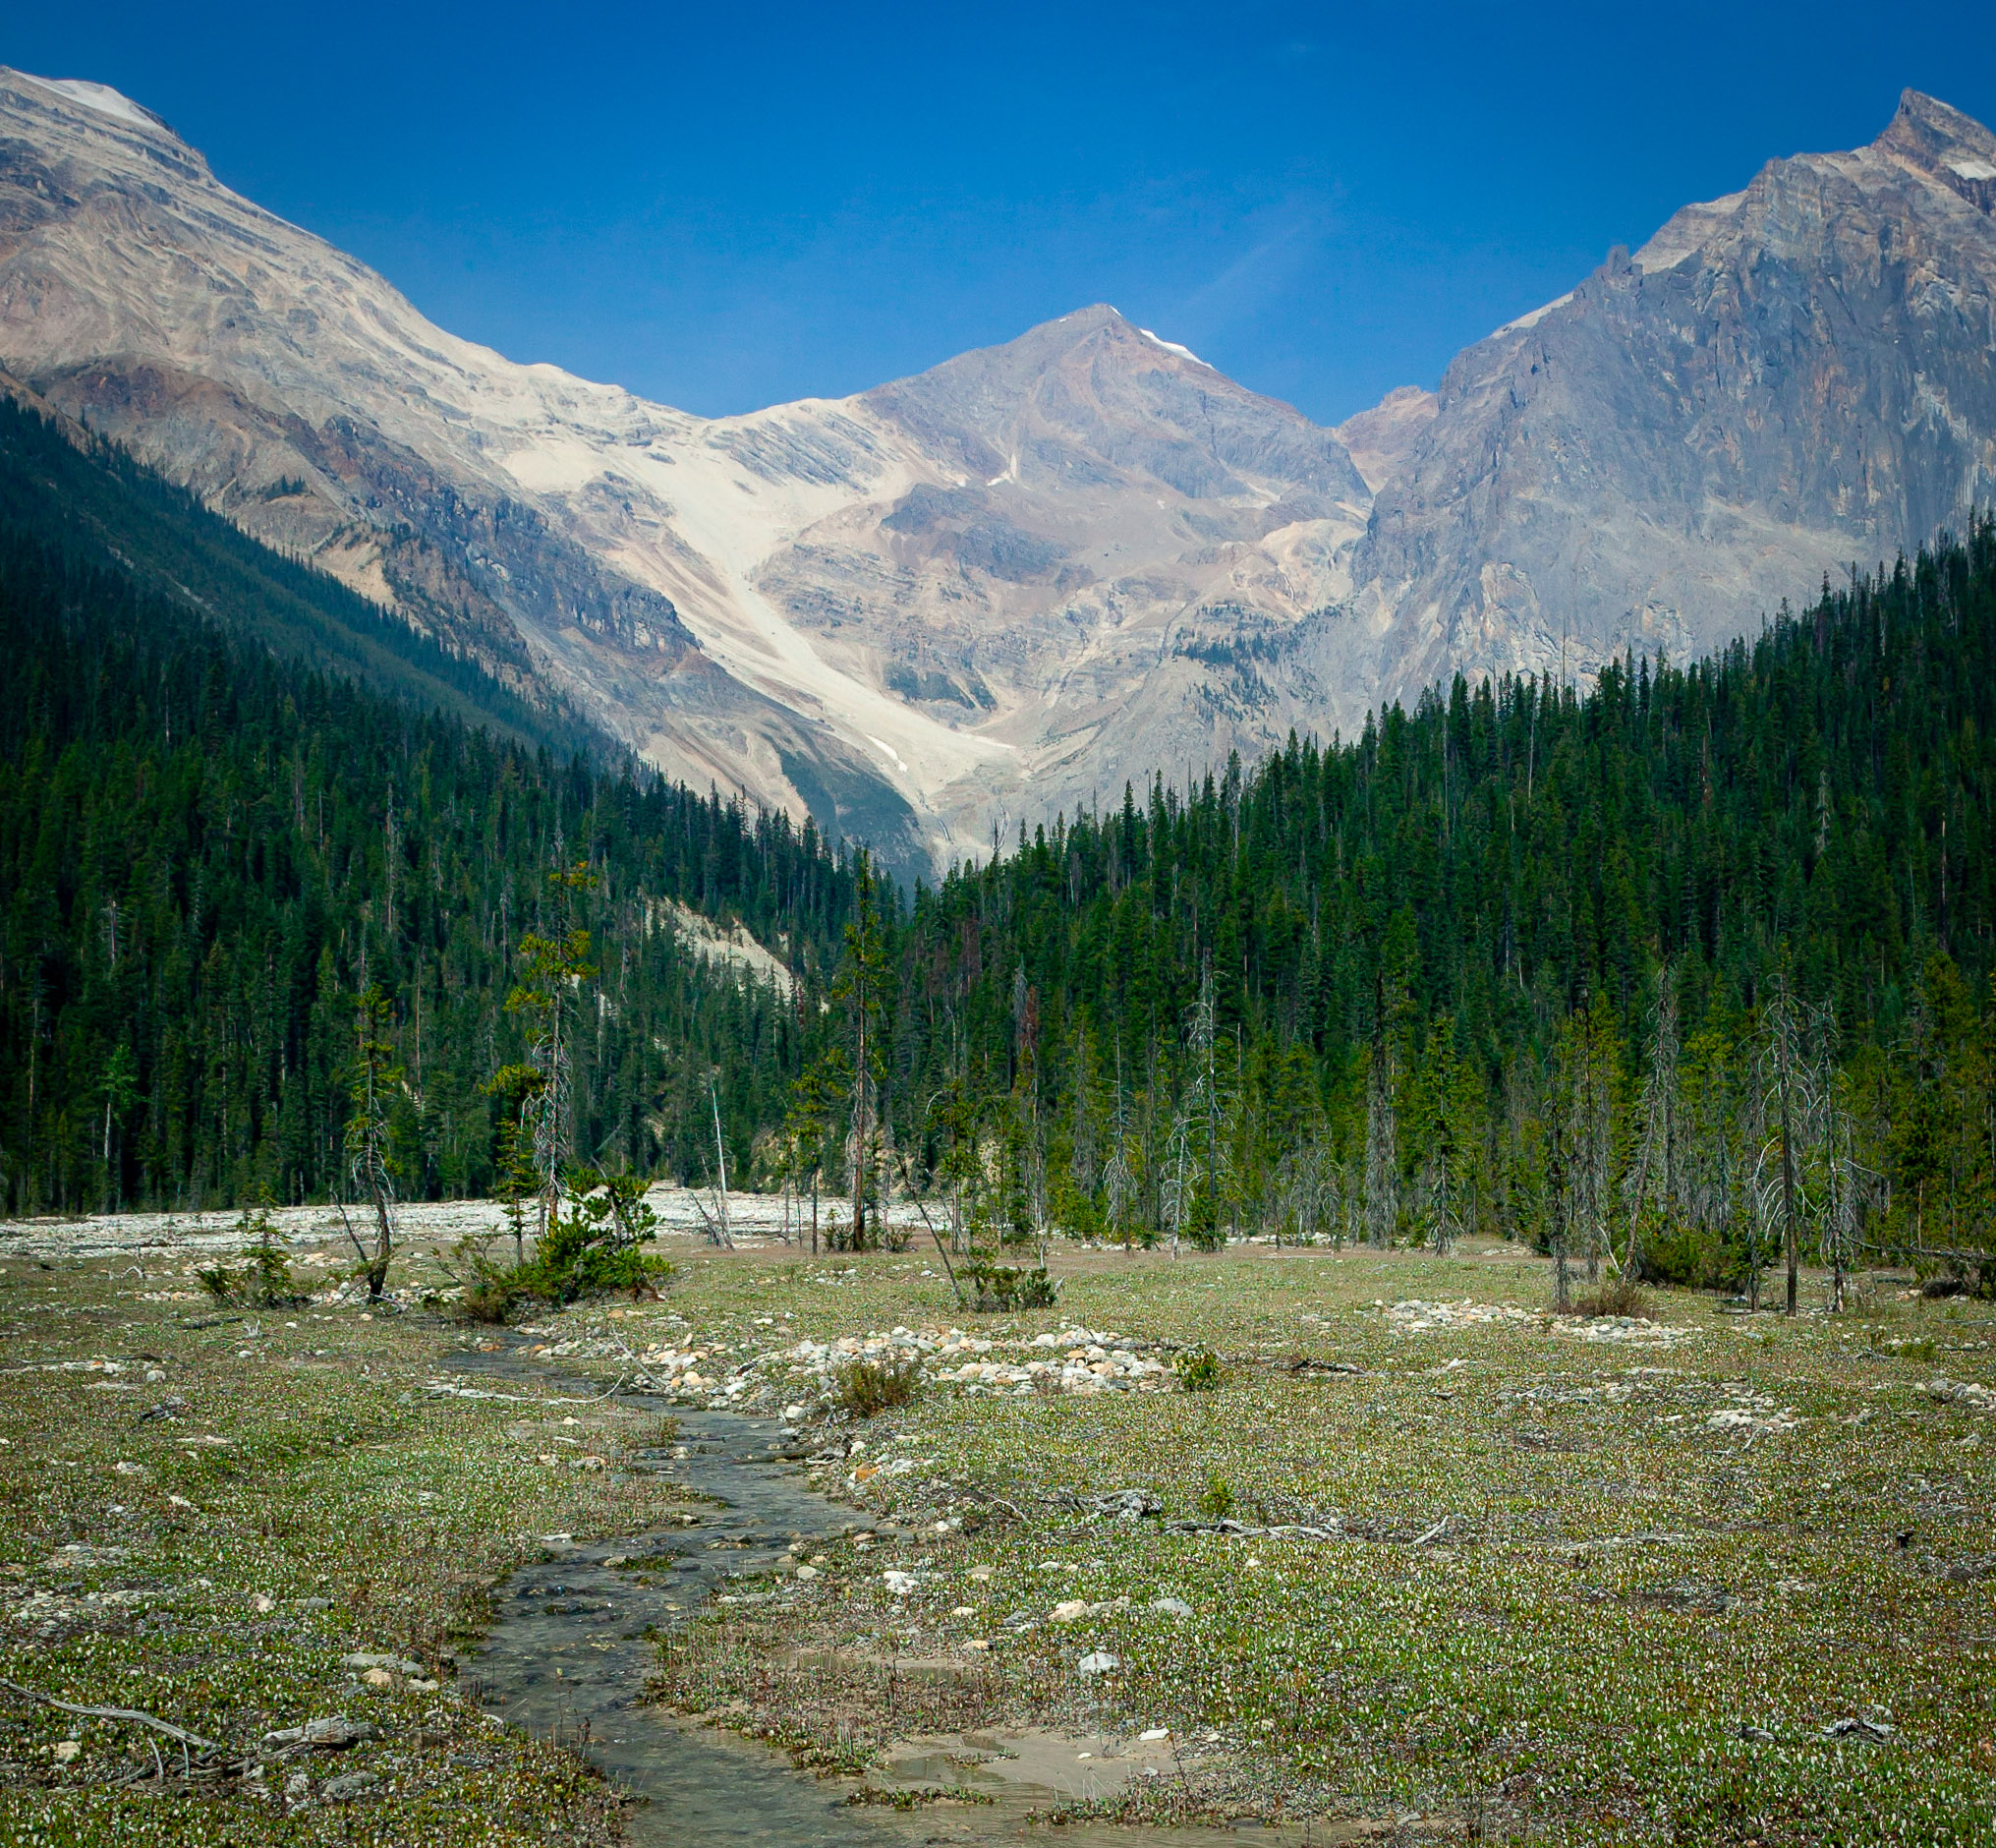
[2,1226,1992,1845]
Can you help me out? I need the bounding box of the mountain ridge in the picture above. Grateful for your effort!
[4,69,1995,867]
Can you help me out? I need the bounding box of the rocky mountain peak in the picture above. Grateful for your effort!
[1875,87,1996,212]
[0,69,206,173]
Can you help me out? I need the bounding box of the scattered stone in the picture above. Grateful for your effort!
[883,1570,918,1595]
[1050,1598,1091,1624]
[1926,1378,1995,1412]
[341,1651,424,1676]
[1150,1595,1194,1617]
[320,1770,380,1802]
[1822,1716,1895,1743]
[1076,1650,1118,1676]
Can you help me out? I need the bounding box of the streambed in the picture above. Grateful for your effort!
[450,1346,1319,1846]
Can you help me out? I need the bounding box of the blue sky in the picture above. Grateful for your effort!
[11,4,1995,424]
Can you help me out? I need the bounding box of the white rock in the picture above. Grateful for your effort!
[1077,1650,1118,1676]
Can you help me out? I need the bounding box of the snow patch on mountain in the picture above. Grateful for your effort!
[29,77,166,133]
[1139,327,1205,365]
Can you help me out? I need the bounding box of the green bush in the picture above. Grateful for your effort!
[962,1260,1057,1312]
[453,1171,670,1323]
[1196,1473,1235,1518]
[1174,1347,1224,1391]
[198,1207,309,1307]
[1636,1221,1753,1293]
[831,1354,921,1417]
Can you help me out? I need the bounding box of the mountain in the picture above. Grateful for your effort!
[0,433,858,1212]
[1334,88,1996,707]
[4,70,1995,867]
[0,380,590,754]
[0,71,1368,868]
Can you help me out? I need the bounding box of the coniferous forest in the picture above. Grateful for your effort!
[5,392,1995,1297]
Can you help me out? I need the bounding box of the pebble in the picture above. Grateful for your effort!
[320,1770,380,1802]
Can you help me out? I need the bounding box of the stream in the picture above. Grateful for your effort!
[447,1345,1315,1846]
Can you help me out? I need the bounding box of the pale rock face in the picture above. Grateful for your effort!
[1334,384,1438,494]
[0,69,1369,867]
[1333,88,1996,717]
[3,70,1994,864]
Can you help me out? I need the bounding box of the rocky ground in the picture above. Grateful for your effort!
[2,1206,1993,1845]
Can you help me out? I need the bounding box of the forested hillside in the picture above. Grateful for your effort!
[874,522,1996,1290]
[5,373,1994,1298]
[0,398,858,1213]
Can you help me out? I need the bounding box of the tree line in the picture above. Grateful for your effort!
[6,405,1994,1301]
[838,520,1996,1299]
[0,515,866,1216]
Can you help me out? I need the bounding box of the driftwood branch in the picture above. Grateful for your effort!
[1859,1239,1994,1268]
[0,1677,223,1753]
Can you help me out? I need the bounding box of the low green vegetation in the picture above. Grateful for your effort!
[3,1228,1992,1844]
[628,1237,1996,1846]
[0,1245,689,1846]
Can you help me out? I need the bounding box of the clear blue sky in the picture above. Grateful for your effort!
[11,4,1995,424]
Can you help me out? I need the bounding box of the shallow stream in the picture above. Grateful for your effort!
[449,1345,1317,1846]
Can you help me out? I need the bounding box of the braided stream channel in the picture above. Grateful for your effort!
[448,1344,1315,1847]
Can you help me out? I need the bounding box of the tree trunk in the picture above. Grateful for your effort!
[1779,1064,1799,1315]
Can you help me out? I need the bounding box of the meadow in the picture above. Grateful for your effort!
[2,1222,1991,1845]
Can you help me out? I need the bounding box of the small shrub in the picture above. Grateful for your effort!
[962,1260,1057,1313]
[1196,1473,1235,1518]
[1186,1215,1227,1254]
[1569,1273,1650,1318]
[1174,1347,1224,1392]
[831,1355,921,1417]
[450,1171,670,1323]
[197,1207,308,1307]
[1636,1222,1752,1292]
